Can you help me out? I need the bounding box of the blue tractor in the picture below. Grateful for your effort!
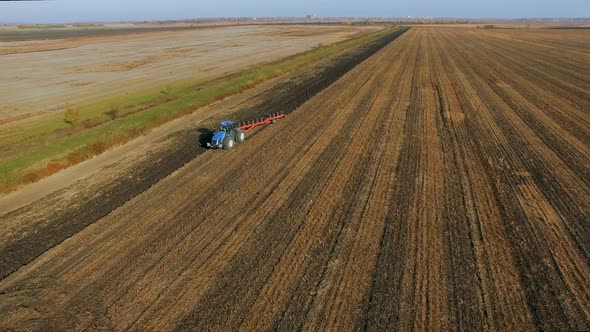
[207,120,246,150]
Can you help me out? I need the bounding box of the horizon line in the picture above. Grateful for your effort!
[2,16,589,25]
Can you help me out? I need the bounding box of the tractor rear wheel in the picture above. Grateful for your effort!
[223,136,235,150]
[235,130,246,143]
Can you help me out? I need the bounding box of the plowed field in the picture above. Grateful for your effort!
[0,27,589,330]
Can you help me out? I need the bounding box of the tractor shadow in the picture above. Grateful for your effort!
[198,128,214,148]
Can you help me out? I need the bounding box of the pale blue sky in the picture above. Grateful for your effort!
[0,0,587,24]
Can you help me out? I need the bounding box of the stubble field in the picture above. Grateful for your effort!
[0,27,588,330]
[0,24,378,123]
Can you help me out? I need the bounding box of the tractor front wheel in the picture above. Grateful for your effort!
[223,136,235,150]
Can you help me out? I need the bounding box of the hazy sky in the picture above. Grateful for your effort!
[0,0,587,24]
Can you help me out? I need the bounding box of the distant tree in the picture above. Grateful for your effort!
[161,85,173,95]
[363,19,375,25]
[64,109,80,125]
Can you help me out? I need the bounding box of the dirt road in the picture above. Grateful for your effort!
[0,27,588,330]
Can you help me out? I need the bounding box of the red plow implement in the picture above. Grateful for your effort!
[238,113,286,133]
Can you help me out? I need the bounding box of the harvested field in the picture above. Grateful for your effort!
[0,24,380,123]
[0,27,409,280]
[0,27,589,330]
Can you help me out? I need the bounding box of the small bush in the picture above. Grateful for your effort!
[161,85,173,95]
[45,161,66,174]
[105,103,121,120]
[23,171,41,183]
[82,116,108,129]
[64,108,80,125]
[90,141,109,154]
[66,151,86,164]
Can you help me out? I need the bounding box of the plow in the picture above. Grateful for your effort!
[207,113,285,150]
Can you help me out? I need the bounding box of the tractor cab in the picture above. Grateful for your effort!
[219,120,235,131]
